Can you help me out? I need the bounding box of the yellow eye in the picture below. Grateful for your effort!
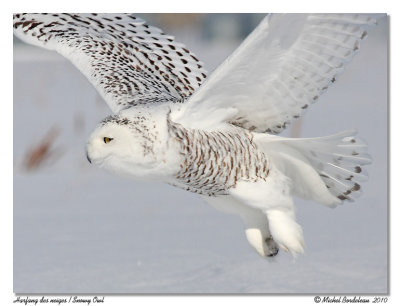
[103,137,113,144]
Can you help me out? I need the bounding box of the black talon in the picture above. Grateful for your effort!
[265,236,279,257]
[86,151,91,164]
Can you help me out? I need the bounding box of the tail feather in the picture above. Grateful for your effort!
[296,131,371,202]
[255,130,372,206]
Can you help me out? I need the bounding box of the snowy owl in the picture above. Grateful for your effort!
[14,13,375,258]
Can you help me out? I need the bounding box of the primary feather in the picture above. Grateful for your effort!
[13,13,207,113]
[174,14,376,133]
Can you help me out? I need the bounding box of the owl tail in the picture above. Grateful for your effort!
[254,130,372,207]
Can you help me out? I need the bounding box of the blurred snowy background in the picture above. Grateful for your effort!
[13,14,388,294]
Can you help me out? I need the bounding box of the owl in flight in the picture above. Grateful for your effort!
[14,13,374,257]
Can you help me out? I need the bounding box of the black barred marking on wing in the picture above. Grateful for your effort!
[13,13,207,113]
[167,120,270,196]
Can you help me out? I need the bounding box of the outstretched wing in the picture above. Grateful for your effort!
[13,13,207,113]
[173,14,377,133]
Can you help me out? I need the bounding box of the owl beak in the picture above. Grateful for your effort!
[86,150,92,164]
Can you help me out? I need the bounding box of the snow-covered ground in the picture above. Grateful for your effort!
[13,15,388,294]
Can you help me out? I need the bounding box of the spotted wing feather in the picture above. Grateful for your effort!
[13,13,207,113]
[175,14,377,133]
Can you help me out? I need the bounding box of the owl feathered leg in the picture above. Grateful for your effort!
[243,211,279,257]
[264,207,304,255]
[230,168,305,256]
[202,195,279,257]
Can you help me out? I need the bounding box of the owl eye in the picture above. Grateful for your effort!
[103,137,113,144]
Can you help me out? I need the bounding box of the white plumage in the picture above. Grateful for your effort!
[14,13,375,258]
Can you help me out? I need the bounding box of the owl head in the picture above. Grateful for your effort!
[86,107,180,181]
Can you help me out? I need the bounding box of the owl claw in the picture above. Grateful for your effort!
[265,236,279,257]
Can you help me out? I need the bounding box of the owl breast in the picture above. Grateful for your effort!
[168,121,271,196]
